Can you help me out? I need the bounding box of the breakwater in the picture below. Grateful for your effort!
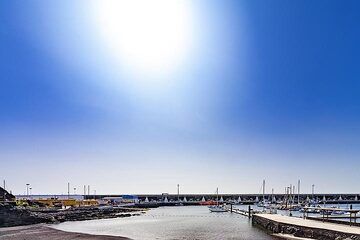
[83,193,360,205]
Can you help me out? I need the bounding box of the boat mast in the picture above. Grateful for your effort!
[262,179,265,204]
[298,179,300,204]
[216,187,219,205]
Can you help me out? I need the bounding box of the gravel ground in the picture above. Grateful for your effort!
[0,224,129,240]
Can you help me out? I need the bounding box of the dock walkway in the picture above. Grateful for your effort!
[254,213,360,238]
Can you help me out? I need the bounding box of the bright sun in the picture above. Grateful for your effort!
[94,0,193,76]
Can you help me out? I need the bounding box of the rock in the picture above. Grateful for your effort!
[0,187,15,201]
[0,204,143,227]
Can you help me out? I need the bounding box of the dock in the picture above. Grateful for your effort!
[253,213,360,240]
[223,205,262,217]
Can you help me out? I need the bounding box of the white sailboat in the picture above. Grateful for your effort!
[209,188,227,212]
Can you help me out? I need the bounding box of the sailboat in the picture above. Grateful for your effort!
[209,188,227,212]
[257,180,270,208]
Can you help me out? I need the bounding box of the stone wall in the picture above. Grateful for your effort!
[252,214,360,240]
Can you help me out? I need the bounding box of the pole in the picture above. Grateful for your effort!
[3,180,5,202]
[88,185,90,197]
[177,184,180,202]
[84,185,86,196]
[298,180,300,204]
[292,185,295,204]
[216,187,219,205]
[262,179,265,205]
[290,184,292,206]
[312,184,315,200]
[26,184,30,198]
[67,182,70,199]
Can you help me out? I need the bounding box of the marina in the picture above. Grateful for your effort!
[4,185,360,239]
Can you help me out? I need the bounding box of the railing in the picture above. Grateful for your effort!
[303,207,360,226]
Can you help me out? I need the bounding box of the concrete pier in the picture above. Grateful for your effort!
[253,213,360,240]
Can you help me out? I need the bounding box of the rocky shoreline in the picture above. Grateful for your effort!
[0,203,144,228]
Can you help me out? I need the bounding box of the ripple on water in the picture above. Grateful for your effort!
[53,206,276,240]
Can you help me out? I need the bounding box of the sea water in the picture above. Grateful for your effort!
[53,205,276,240]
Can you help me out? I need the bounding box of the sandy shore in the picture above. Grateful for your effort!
[0,224,129,240]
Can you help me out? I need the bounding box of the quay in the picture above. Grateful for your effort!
[252,214,360,240]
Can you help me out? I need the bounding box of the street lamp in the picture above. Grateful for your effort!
[26,184,30,198]
[312,184,315,200]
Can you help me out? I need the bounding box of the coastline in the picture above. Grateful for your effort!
[0,224,130,240]
[0,203,145,228]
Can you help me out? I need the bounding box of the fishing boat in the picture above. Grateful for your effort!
[209,188,227,212]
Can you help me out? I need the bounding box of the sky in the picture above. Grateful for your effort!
[1,0,360,195]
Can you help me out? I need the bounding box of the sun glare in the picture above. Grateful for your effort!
[94,0,193,76]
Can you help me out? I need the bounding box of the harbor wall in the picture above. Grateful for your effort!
[252,214,360,240]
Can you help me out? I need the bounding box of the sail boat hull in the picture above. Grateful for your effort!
[209,205,227,212]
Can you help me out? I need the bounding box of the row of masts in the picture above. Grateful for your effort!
[260,179,318,205]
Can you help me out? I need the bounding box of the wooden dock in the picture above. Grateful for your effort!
[223,205,262,217]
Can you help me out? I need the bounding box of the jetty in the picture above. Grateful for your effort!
[253,213,360,240]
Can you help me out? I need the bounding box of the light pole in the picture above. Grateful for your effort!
[67,182,70,199]
[312,184,315,200]
[74,187,76,195]
[29,187,32,198]
[2,180,5,202]
[177,184,180,202]
[26,184,30,198]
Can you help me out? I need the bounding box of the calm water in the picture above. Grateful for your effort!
[53,206,276,240]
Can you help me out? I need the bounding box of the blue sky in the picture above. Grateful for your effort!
[1,0,360,195]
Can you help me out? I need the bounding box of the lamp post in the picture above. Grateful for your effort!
[26,184,30,198]
[177,184,180,202]
[312,184,315,201]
